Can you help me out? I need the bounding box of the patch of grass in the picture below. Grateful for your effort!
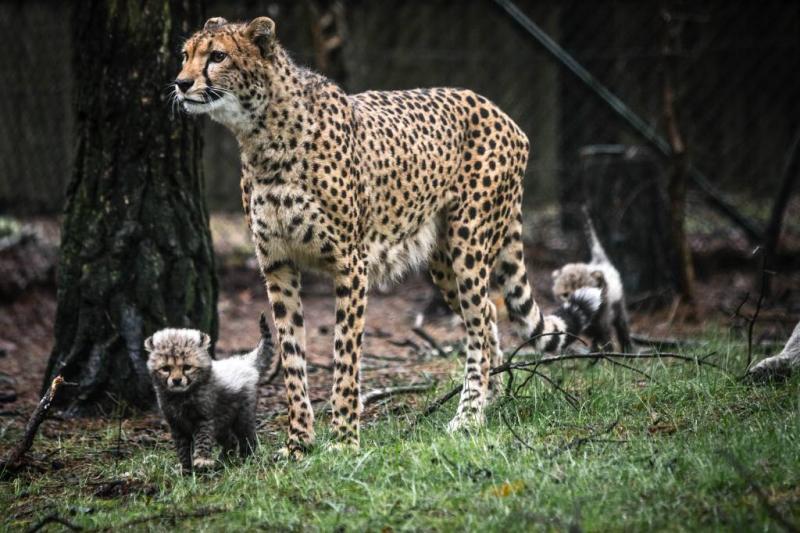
[2,334,799,531]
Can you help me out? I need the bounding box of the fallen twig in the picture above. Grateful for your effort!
[98,506,228,531]
[361,381,436,405]
[745,249,768,374]
[514,368,579,409]
[501,412,622,459]
[386,338,422,351]
[316,381,436,416]
[600,356,655,381]
[1,376,67,476]
[547,419,622,459]
[630,333,701,349]
[26,513,82,533]
[411,326,447,356]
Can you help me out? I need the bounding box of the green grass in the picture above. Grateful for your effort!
[3,334,799,532]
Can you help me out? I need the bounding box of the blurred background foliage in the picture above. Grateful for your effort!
[1,0,797,215]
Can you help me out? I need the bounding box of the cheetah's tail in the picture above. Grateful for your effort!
[496,219,602,353]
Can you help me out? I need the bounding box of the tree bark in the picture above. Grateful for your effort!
[306,0,349,88]
[662,7,697,312]
[43,0,216,413]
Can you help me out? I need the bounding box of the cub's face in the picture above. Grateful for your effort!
[174,16,276,124]
[552,263,605,302]
[144,329,212,393]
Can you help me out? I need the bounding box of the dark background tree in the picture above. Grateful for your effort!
[42,0,217,413]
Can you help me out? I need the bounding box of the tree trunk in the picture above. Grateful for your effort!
[43,0,216,413]
[306,0,349,88]
[661,6,697,313]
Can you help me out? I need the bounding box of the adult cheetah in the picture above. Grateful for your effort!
[174,17,600,457]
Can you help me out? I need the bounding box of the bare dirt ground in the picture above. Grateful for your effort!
[1,206,798,426]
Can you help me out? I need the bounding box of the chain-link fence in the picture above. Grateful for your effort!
[2,0,798,222]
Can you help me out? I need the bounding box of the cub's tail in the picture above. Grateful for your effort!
[582,204,610,266]
[244,313,280,383]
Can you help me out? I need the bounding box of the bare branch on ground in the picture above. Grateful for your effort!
[361,381,437,405]
[1,375,68,477]
[411,326,447,356]
[26,513,82,533]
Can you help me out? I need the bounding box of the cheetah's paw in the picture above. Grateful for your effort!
[192,457,216,472]
[272,446,307,462]
[446,411,485,434]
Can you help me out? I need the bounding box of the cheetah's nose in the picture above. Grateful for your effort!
[175,78,193,94]
[170,378,182,386]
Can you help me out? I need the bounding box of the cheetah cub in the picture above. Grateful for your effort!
[145,314,277,473]
[552,207,632,352]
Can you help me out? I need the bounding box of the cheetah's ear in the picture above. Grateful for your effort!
[551,269,561,279]
[590,270,606,288]
[204,17,228,31]
[245,17,276,58]
[198,332,212,352]
[144,336,155,353]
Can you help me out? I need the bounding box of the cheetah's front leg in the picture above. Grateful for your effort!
[329,256,368,450]
[262,261,315,459]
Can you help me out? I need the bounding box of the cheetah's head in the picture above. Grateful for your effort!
[551,263,605,302]
[174,17,277,129]
[144,329,213,394]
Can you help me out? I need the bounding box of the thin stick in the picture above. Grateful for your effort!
[501,412,538,452]
[317,381,436,416]
[26,513,82,533]
[502,412,621,459]
[1,376,66,475]
[547,419,621,459]
[600,356,655,381]
[630,333,711,350]
[100,507,228,531]
[361,382,436,405]
[745,250,767,373]
[411,327,447,356]
[517,368,579,409]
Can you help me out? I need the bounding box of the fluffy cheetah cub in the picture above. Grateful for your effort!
[145,314,277,473]
[552,207,632,352]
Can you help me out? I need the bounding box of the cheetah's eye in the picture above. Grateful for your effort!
[209,51,227,63]
[182,365,192,372]
[560,293,570,300]
[160,365,171,373]
[181,51,188,63]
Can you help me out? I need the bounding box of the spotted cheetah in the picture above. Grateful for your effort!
[174,17,601,457]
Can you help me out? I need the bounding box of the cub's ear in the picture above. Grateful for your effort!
[144,335,155,352]
[551,269,561,279]
[590,270,606,287]
[198,332,212,351]
[204,17,228,31]
[245,17,276,57]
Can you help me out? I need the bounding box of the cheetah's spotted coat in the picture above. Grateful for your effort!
[175,17,600,456]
